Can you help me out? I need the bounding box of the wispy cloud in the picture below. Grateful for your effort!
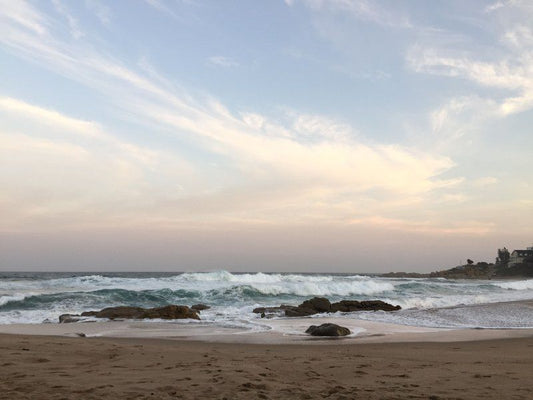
[485,1,506,13]
[409,52,533,116]
[0,0,48,34]
[473,177,499,187]
[0,1,463,232]
[484,0,533,14]
[287,0,411,28]
[291,113,353,141]
[52,0,84,39]
[0,96,200,231]
[207,56,239,68]
[143,0,179,19]
[426,95,498,150]
[0,96,104,139]
[85,0,111,26]
[407,2,533,116]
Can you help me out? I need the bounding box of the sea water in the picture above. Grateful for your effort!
[1,271,532,329]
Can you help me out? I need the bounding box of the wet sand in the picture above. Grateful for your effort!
[2,302,533,399]
[1,332,533,399]
[2,317,533,343]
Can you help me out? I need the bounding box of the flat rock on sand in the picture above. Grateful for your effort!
[306,323,351,336]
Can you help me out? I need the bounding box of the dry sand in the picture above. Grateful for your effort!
[2,332,533,399]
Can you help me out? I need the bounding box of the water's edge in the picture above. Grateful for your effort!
[1,271,533,329]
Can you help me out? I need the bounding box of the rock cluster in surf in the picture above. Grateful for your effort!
[253,296,401,318]
[59,304,208,323]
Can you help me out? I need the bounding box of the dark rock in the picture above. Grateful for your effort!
[358,300,401,312]
[252,305,294,314]
[300,297,331,312]
[331,300,401,312]
[330,300,359,312]
[286,297,400,316]
[253,305,297,318]
[191,304,210,311]
[59,314,83,323]
[69,305,200,322]
[305,323,351,337]
[284,306,317,317]
[141,305,200,320]
[252,297,401,319]
[81,307,145,319]
[284,297,331,317]
[79,311,98,317]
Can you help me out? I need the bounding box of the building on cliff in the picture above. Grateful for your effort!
[508,247,533,268]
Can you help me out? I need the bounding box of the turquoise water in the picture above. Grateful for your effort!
[1,271,533,328]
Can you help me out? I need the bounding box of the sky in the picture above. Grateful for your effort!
[0,0,532,272]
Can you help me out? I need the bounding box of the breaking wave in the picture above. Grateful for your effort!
[1,271,533,326]
[492,279,533,291]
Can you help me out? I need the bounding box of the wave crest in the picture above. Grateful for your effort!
[493,279,533,291]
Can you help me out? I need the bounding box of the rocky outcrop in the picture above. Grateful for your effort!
[191,304,210,311]
[252,305,295,315]
[253,297,401,318]
[305,323,351,336]
[383,261,533,280]
[80,307,144,319]
[284,298,328,317]
[58,314,84,323]
[331,300,401,312]
[59,305,200,323]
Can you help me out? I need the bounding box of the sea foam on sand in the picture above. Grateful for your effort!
[1,315,532,344]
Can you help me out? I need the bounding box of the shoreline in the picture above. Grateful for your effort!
[1,315,533,344]
[3,300,533,399]
[2,298,533,344]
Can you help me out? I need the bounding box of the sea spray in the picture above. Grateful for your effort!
[1,271,533,328]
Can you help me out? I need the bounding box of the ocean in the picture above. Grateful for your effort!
[1,271,533,330]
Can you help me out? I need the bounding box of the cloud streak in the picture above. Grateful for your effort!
[0,1,464,233]
[207,56,239,68]
[0,96,202,231]
[286,0,411,28]
[407,2,533,116]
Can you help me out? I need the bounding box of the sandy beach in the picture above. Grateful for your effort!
[3,0,533,397]
[1,323,533,399]
[2,285,533,399]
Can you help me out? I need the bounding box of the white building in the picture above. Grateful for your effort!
[508,248,533,267]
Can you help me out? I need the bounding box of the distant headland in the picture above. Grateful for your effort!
[382,245,533,279]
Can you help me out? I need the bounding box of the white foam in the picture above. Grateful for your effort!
[390,294,491,310]
[354,300,533,329]
[493,279,533,291]
[0,272,396,298]
[0,293,31,307]
[2,272,533,328]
